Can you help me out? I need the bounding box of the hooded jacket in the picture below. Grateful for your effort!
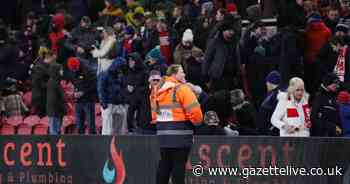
[304,21,331,64]
[47,63,65,118]
[97,57,127,108]
[49,13,65,55]
[125,53,147,96]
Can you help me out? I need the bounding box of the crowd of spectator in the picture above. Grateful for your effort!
[0,0,350,137]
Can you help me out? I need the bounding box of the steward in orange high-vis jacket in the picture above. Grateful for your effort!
[150,65,203,148]
[151,64,203,184]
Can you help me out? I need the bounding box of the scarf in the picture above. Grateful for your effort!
[334,45,347,82]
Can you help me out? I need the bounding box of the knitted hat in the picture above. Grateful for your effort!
[265,71,281,85]
[338,91,350,103]
[307,13,322,24]
[148,70,161,82]
[204,111,220,126]
[322,72,340,86]
[227,3,237,14]
[67,57,80,71]
[124,26,135,35]
[336,23,349,34]
[182,29,194,42]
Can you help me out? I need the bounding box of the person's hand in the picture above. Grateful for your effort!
[74,91,84,98]
[127,85,134,93]
[282,124,296,134]
[336,126,342,135]
[76,47,85,54]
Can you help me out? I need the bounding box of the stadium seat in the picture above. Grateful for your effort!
[0,122,16,135]
[17,123,32,135]
[33,117,49,135]
[6,115,23,127]
[23,115,40,126]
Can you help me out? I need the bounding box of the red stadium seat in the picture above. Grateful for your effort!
[33,117,49,135]
[17,123,32,135]
[23,115,40,126]
[0,123,16,135]
[6,115,23,127]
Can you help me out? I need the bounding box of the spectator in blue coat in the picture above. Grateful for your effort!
[97,57,128,135]
[338,91,350,137]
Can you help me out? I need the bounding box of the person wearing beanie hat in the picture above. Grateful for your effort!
[336,23,349,37]
[121,26,142,55]
[258,72,281,136]
[311,73,342,137]
[174,29,204,87]
[68,57,97,134]
[227,3,238,15]
[338,91,350,137]
[67,57,81,72]
[182,29,194,43]
[265,71,281,92]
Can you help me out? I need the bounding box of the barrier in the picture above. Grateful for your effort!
[0,136,349,184]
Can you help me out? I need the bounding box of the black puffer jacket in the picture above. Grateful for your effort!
[311,86,341,137]
[125,52,148,97]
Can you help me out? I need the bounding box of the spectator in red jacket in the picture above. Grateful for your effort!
[49,13,66,55]
[156,18,173,65]
[303,13,332,95]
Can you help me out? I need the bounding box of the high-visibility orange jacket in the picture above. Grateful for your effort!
[150,76,203,148]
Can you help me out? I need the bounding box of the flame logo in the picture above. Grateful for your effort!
[103,137,126,184]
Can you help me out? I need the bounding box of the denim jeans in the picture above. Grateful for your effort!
[49,117,62,135]
[75,102,96,134]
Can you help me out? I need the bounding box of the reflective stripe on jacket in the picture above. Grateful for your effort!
[150,76,203,147]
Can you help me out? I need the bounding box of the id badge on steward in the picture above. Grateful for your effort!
[157,109,174,122]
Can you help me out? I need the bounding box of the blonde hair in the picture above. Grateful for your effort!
[287,77,309,101]
[287,77,304,94]
[166,64,182,76]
